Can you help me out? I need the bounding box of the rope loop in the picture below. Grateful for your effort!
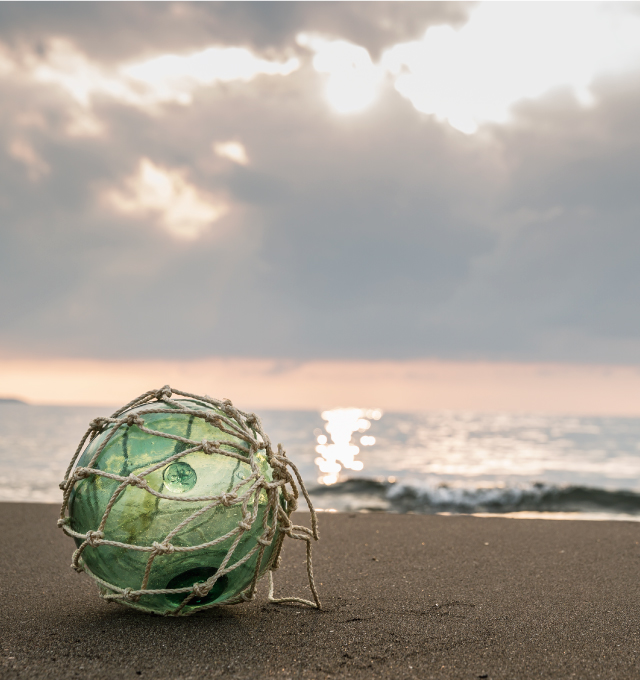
[57,518,70,527]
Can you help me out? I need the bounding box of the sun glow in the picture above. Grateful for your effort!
[297,33,382,114]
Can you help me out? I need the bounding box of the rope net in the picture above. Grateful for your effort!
[57,385,321,616]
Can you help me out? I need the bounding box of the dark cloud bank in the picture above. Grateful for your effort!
[1,2,640,364]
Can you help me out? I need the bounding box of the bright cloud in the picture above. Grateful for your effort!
[123,47,299,105]
[105,158,229,240]
[28,39,140,109]
[8,139,50,181]
[213,141,250,165]
[298,4,640,132]
[0,38,299,119]
[0,47,15,77]
[5,4,640,138]
[382,3,640,133]
[297,33,382,114]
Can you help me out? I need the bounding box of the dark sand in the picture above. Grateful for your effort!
[1,503,639,679]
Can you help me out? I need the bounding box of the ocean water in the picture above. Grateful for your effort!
[2,402,640,520]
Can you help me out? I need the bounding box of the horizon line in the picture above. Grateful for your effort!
[2,356,640,417]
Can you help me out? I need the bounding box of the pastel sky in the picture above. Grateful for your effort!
[2,2,640,409]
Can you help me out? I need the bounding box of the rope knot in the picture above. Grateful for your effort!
[125,414,144,427]
[221,399,235,415]
[127,473,146,488]
[205,413,223,428]
[192,582,210,598]
[219,492,237,507]
[90,417,108,431]
[201,439,218,455]
[122,587,139,602]
[59,480,68,490]
[85,530,104,547]
[151,541,175,556]
[74,468,92,481]
[257,535,273,546]
[238,518,253,532]
[155,385,172,400]
[57,518,69,528]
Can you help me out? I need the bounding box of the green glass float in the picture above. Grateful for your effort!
[58,386,320,615]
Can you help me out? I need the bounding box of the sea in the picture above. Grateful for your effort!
[2,402,640,521]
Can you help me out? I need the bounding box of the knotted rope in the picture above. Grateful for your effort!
[58,385,321,616]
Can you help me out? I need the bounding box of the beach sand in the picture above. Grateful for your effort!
[1,503,639,679]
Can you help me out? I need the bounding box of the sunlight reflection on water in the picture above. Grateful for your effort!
[314,407,382,484]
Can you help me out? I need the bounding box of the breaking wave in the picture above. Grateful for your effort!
[308,478,640,517]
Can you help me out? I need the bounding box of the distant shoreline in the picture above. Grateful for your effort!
[0,397,27,405]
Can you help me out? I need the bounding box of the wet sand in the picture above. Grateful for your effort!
[1,502,639,679]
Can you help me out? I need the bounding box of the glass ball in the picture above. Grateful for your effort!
[68,398,281,615]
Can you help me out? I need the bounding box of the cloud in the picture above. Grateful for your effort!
[0,45,14,76]
[13,3,637,136]
[8,138,49,180]
[300,3,640,133]
[0,3,640,365]
[0,2,472,62]
[213,141,250,165]
[0,36,300,132]
[104,158,229,240]
[122,46,299,106]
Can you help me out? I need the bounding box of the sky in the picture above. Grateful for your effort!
[2,2,640,410]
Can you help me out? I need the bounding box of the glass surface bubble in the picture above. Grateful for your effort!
[163,461,197,493]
